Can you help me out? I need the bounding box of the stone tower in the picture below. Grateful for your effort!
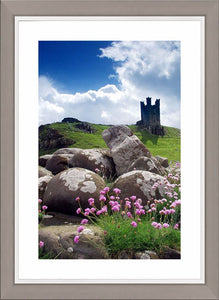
[137,97,164,136]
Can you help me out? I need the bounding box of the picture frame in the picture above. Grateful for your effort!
[1,0,218,299]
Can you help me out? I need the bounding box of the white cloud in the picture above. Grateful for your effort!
[39,41,180,128]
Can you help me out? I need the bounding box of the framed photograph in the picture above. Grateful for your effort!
[1,0,218,299]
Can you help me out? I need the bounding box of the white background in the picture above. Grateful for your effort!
[15,17,205,283]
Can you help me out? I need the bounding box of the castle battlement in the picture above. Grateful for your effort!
[137,97,164,136]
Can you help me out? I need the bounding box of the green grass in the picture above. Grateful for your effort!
[39,122,180,162]
[97,215,180,257]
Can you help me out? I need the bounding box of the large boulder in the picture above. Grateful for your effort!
[43,168,105,215]
[45,154,70,175]
[39,225,108,259]
[102,125,151,176]
[68,148,116,178]
[53,148,82,155]
[39,166,53,178]
[128,156,160,174]
[156,155,169,168]
[38,175,53,200]
[111,170,165,206]
[128,156,166,176]
[39,155,53,167]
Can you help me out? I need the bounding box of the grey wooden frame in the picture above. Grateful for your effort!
[1,0,218,299]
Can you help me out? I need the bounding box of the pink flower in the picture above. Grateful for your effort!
[170,208,175,214]
[38,199,42,203]
[163,223,169,228]
[151,222,158,227]
[81,219,88,224]
[76,208,81,214]
[102,205,107,213]
[113,188,121,194]
[174,224,179,230]
[99,190,106,195]
[112,205,120,212]
[95,168,100,173]
[130,196,137,201]
[127,212,132,218]
[96,210,103,215]
[38,210,41,213]
[136,209,145,215]
[88,198,94,206]
[74,235,80,244]
[104,187,110,193]
[39,241,44,248]
[130,221,137,227]
[104,230,107,235]
[75,197,80,201]
[134,201,143,209]
[109,200,115,207]
[77,226,84,233]
[175,200,181,205]
[156,223,162,229]
[84,208,91,215]
[90,207,96,213]
[99,195,106,202]
[125,201,131,208]
[151,207,156,212]
[42,205,48,210]
[110,196,115,200]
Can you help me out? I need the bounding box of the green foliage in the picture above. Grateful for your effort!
[97,215,180,257]
[39,122,180,162]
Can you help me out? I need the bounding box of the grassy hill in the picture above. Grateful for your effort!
[39,122,180,162]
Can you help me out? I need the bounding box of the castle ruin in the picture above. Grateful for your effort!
[136,97,164,136]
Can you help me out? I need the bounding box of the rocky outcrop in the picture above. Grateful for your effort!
[68,148,116,178]
[75,122,96,133]
[43,168,105,214]
[111,170,165,206]
[39,126,74,150]
[62,117,80,123]
[102,125,151,176]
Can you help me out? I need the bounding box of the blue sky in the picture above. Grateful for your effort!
[39,41,180,128]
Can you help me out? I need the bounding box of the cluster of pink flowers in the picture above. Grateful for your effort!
[73,168,181,244]
[148,170,181,230]
[151,221,170,229]
[38,199,48,215]
[73,188,150,244]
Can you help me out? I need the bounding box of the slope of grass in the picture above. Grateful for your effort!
[39,122,180,162]
[129,125,180,162]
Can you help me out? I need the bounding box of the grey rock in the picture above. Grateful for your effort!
[102,125,151,176]
[39,155,53,167]
[156,155,169,168]
[43,168,105,215]
[112,170,166,206]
